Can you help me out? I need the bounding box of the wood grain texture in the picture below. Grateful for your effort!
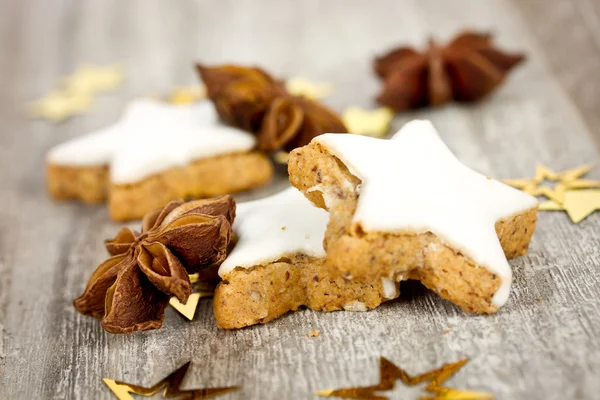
[1,0,600,399]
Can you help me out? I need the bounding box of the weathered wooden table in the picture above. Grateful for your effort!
[1,1,600,399]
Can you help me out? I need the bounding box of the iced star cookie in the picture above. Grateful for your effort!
[47,99,273,221]
[289,120,538,314]
[213,187,399,329]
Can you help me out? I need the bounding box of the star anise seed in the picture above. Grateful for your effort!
[73,196,235,334]
[197,63,347,152]
[374,31,526,111]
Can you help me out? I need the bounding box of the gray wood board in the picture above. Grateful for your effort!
[1,0,599,399]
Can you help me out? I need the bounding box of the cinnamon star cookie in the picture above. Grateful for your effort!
[289,120,538,314]
[213,187,399,329]
[46,99,272,220]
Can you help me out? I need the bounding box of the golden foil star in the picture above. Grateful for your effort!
[168,86,207,105]
[104,361,240,400]
[273,151,290,165]
[63,64,124,94]
[28,91,93,122]
[317,357,492,400]
[285,77,334,99]
[539,190,600,223]
[169,274,216,320]
[342,107,394,138]
[504,164,600,204]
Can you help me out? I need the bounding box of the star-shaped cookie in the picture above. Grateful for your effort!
[47,99,273,220]
[289,120,538,313]
[213,187,399,329]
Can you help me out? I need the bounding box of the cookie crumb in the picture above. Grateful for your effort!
[443,329,450,334]
[448,324,454,329]
[537,297,543,302]
[281,226,286,230]
[344,301,367,312]
[308,329,320,337]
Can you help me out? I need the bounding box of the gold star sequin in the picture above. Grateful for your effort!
[169,274,215,320]
[28,63,124,122]
[273,151,290,165]
[505,164,600,223]
[168,86,207,105]
[317,357,492,400]
[285,77,334,99]
[504,164,600,204]
[28,91,93,122]
[104,361,240,400]
[63,64,123,94]
[342,107,394,138]
[539,190,600,223]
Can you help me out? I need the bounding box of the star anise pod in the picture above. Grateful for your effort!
[73,196,235,334]
[197,63,347,152]
[374,31,526,111]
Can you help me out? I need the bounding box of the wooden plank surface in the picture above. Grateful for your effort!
[1,0,600,399]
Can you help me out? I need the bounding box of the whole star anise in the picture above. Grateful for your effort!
[197,63,347,152]
[73,196,235,334]
[374,31,526,111]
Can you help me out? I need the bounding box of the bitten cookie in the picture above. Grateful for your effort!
[289,120,538,314]
[46,99,273,221]
[213,187,399,329]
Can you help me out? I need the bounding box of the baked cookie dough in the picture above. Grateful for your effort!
[46,99,273,221]
[213,188,399,329]
[289,120,538,314]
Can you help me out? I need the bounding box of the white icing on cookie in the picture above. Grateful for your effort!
[314,120,538,307]
[47,99,256,184]
[219,187,328,277]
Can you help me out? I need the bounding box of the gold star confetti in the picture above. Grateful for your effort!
[538,190,600,223]
[169,274,215,320]
[168,85,207,105]
[342,107,394,138]
[317,357,492,400]
[285,77,334,99]
[189,273,200,284]
[538,201,563,211]
[28,63,124,122]
[63,64,124,94]
[273,151,290,165]
[421,387,494,400]
[504,164,600,204]
[28,91,93,123]
[104,361,240,400]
